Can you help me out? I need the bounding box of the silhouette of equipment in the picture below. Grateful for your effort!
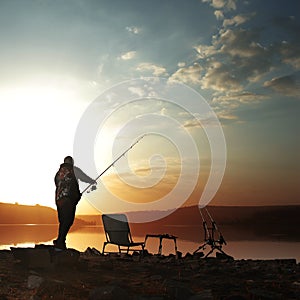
[193,208,232,258]
[145,233,178,257]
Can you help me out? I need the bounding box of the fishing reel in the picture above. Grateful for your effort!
[87,184,97,193]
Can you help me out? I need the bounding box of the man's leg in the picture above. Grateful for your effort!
[54,201,64,247]
[56,199,76,249]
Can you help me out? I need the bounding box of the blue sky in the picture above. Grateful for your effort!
[0,0,299,213]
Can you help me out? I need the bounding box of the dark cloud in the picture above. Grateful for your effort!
[170,8,300,114]
[201,60,243,92]
[278,41,300,70]
[264,74,300,97]
[217,28,264,58]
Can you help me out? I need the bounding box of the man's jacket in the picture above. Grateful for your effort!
[55,163,94,205]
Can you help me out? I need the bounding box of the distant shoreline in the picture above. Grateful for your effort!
[1,203,300,242]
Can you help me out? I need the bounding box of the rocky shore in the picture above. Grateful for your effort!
[0,247,299,300]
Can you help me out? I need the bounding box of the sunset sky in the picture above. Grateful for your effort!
[0,0,299,215]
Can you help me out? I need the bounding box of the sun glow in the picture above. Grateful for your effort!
[0,83,88,209]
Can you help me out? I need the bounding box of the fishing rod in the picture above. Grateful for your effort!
[194,207,230,257]
[82,134,147,194]
[199,208,212,243]
[205,207,226,245]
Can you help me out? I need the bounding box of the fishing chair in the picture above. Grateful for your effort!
[102,214,145,254]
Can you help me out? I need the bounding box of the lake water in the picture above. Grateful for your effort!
[1,225,299,262]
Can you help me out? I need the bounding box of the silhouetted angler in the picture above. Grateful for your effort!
[54,156,96,250]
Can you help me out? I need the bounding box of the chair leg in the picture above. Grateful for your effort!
[159,237,163,255]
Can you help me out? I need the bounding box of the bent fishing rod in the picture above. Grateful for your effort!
[82,134,147,194]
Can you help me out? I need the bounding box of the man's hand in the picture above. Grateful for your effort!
[91,185,97,191]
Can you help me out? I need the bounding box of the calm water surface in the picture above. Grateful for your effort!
[1,225,299,262]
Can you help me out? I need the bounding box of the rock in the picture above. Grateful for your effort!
[83,247,102,256]
[275,259,296,265]
[142,256,160,263]
[89,285,129,300]
[27,275,44,289]
[184,252,193,259]
[166,285,194,299]
[149,275,163,281]
[52,248,80,267]
[176,251,182,259]
[189,289,213,299]
[135,297,164,300]
[223,296,248,300]
[29,295,42,300]
[190,262,199,270]
[83,247,95,256]
[91,247,102,255]
[132,255,140,262]
[11,247,52,268]
[27,249,52,269]
[160,256,175,264]
[216,252,234,260]
[249,288,282,299]
[245,279,254,284]
[193,252,204,259]
[3,248,300,300]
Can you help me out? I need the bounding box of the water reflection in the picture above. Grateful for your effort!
[1,225,299,262]
[0,224,57,246]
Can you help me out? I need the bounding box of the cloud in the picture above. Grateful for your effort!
[128,86,145,97]
[217,28,266,58]
[222,14,253,27]
[169,63,202,85]
[172,26,273,92]
[201,60,243,92]
[119,51,137,60]
[194,45,217,58]
[216,111,241,124]
[126,26,141,34]
[279,41,300,70]
[160,107,167,116]
[210,92,270,124]
[264,75,300,97]
[202,0,237,11]
[136,62,168,76]
[208,28,272,83]
[183,113,224,128]
[215,28,273,82]
[183,119,201,128]
[214,10,224,20]
[271,16,300,70]
[168,3,298,123]
[212,92,270,104]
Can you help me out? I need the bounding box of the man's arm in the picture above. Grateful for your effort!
[74,166,96,184]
